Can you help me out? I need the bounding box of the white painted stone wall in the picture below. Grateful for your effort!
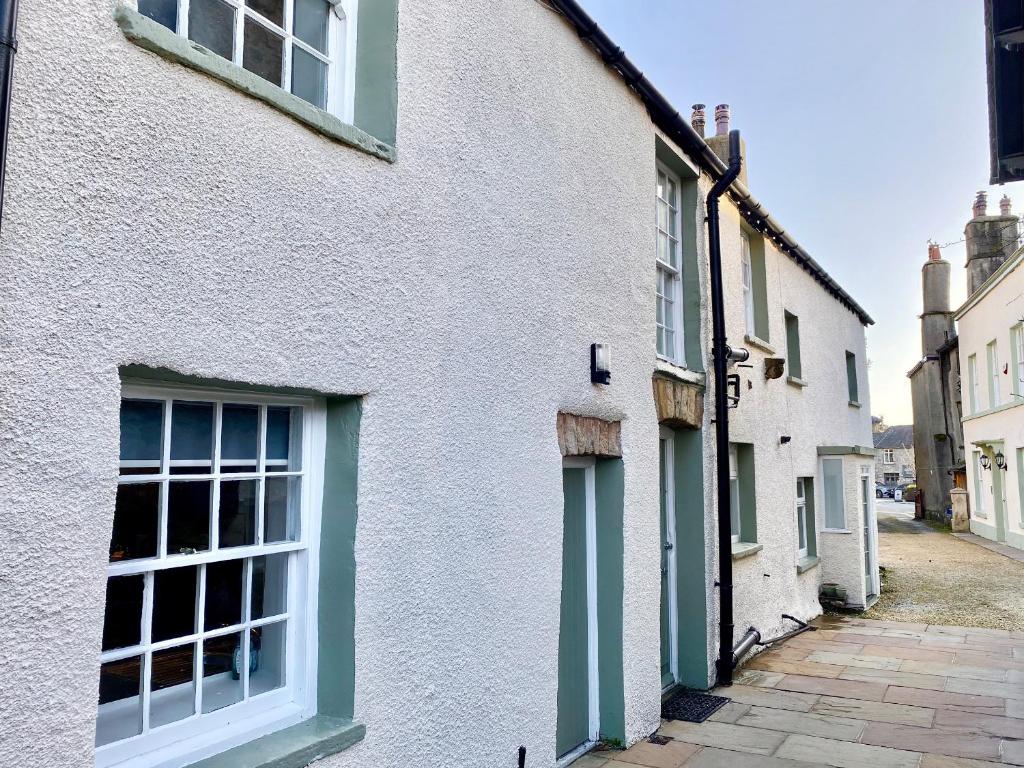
[0,2,872,767]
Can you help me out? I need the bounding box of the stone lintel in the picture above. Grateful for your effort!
[652,375,704,430]
[557,412,622,457]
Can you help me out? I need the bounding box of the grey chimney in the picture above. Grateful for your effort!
[691,104,706,138]
[715,104,730,136]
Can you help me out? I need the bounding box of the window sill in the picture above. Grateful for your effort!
[654,358,706,387]
[744,334,775,355]
[190,716,365,768]
[113,5,396,163]
[848,400,862,408]
[731,541,763,560]
[796,555,820,574]
[821,528,852,534]
[786,375,807,388]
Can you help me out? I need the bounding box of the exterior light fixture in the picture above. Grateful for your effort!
[725,345,750,365]
[591,343,611,385]
[995,451,1007,470]
[980,454,992,471]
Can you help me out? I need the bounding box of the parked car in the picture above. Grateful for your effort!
[876,483,896,498]
[896,483,919,502]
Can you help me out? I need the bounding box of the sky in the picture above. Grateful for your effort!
[579,0,1004,425]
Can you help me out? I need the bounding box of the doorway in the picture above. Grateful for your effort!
[556,457,599,761]
[991,448,1008,543]
[659,427,678,690]
[861,472,878,599]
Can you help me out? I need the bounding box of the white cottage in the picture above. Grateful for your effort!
[0,1,875,766]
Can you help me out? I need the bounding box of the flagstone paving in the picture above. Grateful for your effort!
[577,615,1024,767]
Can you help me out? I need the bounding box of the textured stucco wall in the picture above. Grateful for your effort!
[0,1,872,766]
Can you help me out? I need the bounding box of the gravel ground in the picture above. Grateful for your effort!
[861,501,1024,630]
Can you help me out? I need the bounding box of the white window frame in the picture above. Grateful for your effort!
[973,449,986,515]
[740,231,754,336]
[882,449,894,464]
[988,339,1001,409]
[729,444,741,544]
[796,478,809,559]
[1014,324,1024,397]
[98,383,326,768]
[655,163,685,365]
[164,0,358,122]
[968,353,980,414]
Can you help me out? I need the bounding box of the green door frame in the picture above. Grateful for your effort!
[659,427,678,689]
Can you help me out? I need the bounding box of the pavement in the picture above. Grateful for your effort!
[579,615,1024,767]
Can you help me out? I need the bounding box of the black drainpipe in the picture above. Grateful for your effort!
[0,0,18,234]
[708,130,743,686]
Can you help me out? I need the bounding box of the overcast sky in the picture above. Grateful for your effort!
[579,0,1007,425]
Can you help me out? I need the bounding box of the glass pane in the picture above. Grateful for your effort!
[138,0,178,31]
[205,560,243,630]
[730,478,741,537]
[170,402,214,474]
[150,644,196,728]
[221,404,259,473]
[250,621,286,696]
[251,553,288,619]
[96,656,142,746]
[219,479,258,547]
[266,406,301,471]
[823,459,845,529]
[264,476,300,542]
[246,0,283,26]
[153,566,198,642]
[102,575,145,651]
[120,400,163,474]
[242,17,284,87]
[293,0,328,53]
[202,632,244,712]
[110,483,159,561]
[291,44,327,109]
[168,481,212,555]
[188,0,235,60]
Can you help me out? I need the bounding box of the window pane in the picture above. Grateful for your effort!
[266,406,302,471]
[189,0,234,59]
[138,0,178,31]
[264,476,300,542]
[205,559,243,630]
[251,553,288,619]
[246,0,283,26]
[250,621,286,696]
[221,404,259,473]
[823,459,845,529]
[102,575,145,651]
[293,0,329,53]
[797,503,807,550]
[202,632,244,712]
[291,44,327,109]
[729,478,740,538]
[96,656,143,746]
[219,479,258,547]
[111,483,160,562]
[170,402,214,474]
[150,644,196,728]
[153,566,198,642]
[242,17,284,87]
[168,481,212,555]
[120,400,164,474]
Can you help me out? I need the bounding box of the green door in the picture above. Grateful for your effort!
[556,467,590,758]
[659,437,674,688]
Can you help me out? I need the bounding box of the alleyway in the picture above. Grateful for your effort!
[864,501,1024,631]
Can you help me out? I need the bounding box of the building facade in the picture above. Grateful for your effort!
[0,2,875,767]
[872,423,915,487]
[958,246,1024,550]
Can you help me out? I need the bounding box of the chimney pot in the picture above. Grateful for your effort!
[1001,194,1012,216]
[927,242,941,262]
[691,104,706,138]
[715,104,730,136]
[973,190,988,218]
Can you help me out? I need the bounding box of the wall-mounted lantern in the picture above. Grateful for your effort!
[591,343,611,385]
[980,454,992,471]
[995,451,1007,470]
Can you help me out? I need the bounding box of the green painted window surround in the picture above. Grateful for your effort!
[743,228,770,344]
[733,442,758,545]
[113,2,397,162]
[845,350,859,404]
[784,311,802,381]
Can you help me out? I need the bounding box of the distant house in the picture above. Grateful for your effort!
[872,424,916,486]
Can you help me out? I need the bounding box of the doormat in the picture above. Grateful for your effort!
[660,688,729,723]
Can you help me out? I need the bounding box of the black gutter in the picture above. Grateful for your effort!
[543,0,874,327]
[0,0,17,234]
[708,129,743,687]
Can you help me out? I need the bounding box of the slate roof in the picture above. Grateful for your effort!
[873,425,914,450]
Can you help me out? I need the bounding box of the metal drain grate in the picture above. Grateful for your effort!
[660,688,729,723]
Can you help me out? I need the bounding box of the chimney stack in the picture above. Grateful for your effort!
[921,242,953,356]
[973,190,988,218]
[715,104,730,136]
[927,242,941,261]
[691,104,706,138]
[1001,194,1013,216]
